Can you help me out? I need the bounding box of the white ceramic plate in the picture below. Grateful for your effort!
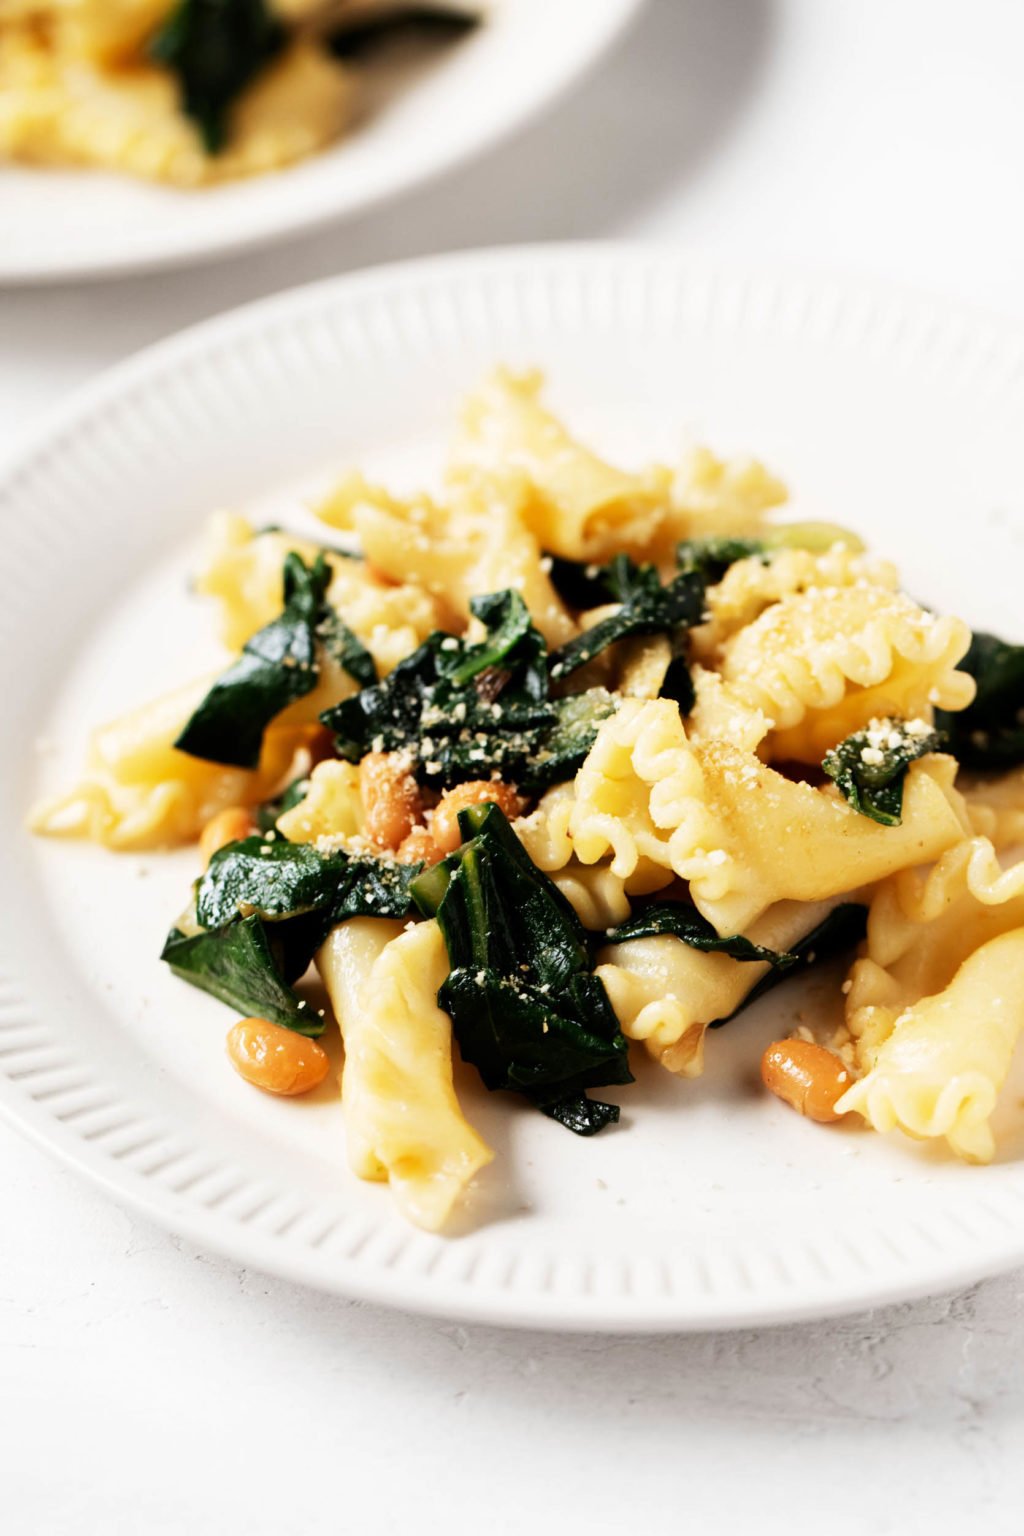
[0,0,641,284]
[5,246,1024,1331]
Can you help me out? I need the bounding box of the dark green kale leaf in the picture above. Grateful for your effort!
[196,834,422,929]
[605,901,796,965]
[520,687,618,793]
[176,552,371,770]
[165,834,423,1032]
[550,547,750,611]
[546,555,620,611]
[161,915,323,1034]
[414,803,633,1134]
[332,858,425,922]
[547,563,704,682]
[176,552,327,768]
[539,1093,622,1136]
[657,650,696,715]
[935,630,1024,770]
[328,4,479,60]
[676,535,768,585]
[709,903,868,1027]
[823,719,944,826]
[197,836,347,928]
[322,589,616,790]
[149,0,285,154]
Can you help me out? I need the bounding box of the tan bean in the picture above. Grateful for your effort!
[226,1017,330,1097]
[395,825,437,865]
[199,806,256,869]
[359,751,424,852]
[431,780,526,855]
[761,1039,851,1123]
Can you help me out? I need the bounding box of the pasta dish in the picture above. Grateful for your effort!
[29,371,1024,1231]
[0,0,479,186]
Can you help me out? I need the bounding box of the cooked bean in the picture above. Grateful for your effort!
[395,825,437,865]
[199,806,256,868]
[431,780,525,855]
[359,751,424,851]
[226,1017,330,1096]
[761,1039,851,1123]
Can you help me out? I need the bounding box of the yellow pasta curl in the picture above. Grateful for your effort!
[837,929,1024,1162]
[317,918,493,1231]
[28,677,312,850]
[719,584,975,763]
[569,698,968,934]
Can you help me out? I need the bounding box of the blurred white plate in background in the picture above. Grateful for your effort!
[4,245,1024,1330]
[0,0,643,283]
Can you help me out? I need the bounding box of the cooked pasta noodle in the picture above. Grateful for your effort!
[317,918,492,1230]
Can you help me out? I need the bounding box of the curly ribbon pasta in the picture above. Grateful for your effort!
[598,897,845,1077]
[719,584,975,763]
[959,769,1024,850]
[449,369,786,564]
[317,917,492,1230]
[838,929,1024,1162]
[316,468,575,647]
[692,542,898,659]
[28,678,313,851]
[568,697,967,934]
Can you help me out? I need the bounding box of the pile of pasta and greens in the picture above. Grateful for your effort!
[0,0,478,186]
[31,370,1024,1229]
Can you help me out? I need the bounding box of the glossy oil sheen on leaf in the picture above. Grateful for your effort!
[167,835,423,1032]
[196,835,422,930]
[176,552,374,769]
[161,915,322,1034]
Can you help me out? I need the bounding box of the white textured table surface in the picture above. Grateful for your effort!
[4,3,1024,1530]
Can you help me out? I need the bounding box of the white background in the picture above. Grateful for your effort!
[3,2,1024,1530]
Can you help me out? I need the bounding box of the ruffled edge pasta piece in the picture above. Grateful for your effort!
[317,917,493,1231]
[449,368,674,564]
[28,677,311,850]
[837,928,1024,1162]
[668,445,788,543]
[692,542,899,660]
[315,467,575,647]
[960,769,1024,850]
[839,836,1024,1070]
[597,897,843,1077]
[720,583,975,762]
[568,697,968,934]
[686,665,772,754]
